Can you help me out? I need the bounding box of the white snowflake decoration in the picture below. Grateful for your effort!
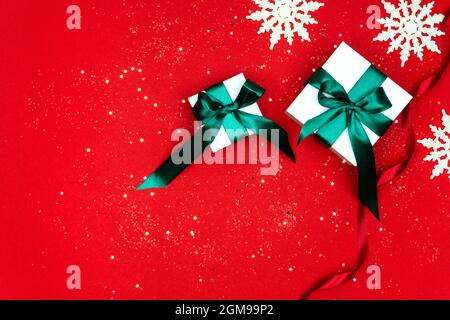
[373,0,445,67]
[247,0,324,49]
[418,110,450,180]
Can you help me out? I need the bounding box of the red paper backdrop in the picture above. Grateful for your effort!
[1,0,449,299]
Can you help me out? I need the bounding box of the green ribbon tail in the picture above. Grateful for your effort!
[136,126,214,190]
[297,108,344,146]
[348,115,380,220]
[235,111,296,162]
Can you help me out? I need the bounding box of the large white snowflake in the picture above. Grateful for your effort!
[418,109,450,180]
[247,0,324,49]
[373,0,445,67]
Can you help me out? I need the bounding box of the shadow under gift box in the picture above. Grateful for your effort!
[286,42,413,166]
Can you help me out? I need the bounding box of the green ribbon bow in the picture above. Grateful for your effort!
[137,79,295,190]
[297,66,393,220]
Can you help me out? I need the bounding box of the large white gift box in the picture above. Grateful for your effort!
[286,42,413,166]
[188,73,262,153]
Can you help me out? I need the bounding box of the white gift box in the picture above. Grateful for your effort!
[286,42,413,166]
[188,73,262,153]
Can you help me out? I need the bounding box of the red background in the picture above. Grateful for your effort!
[1,0,449,299]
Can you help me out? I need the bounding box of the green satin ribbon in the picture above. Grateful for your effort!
[297,66,393,220]
[137,79,295,190]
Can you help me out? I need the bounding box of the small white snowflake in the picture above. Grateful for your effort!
[418,109,450,180]
[247,0,324,49]
[373,0,445,67]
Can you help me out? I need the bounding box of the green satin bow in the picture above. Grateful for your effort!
[137,79,295,190]
[297,66,393,220]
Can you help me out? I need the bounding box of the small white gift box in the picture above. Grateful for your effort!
[286,42,413,166]
[188,73,263,153]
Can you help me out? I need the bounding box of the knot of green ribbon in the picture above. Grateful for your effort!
[137,79,295,190]
[192,80,265,144]
[297,66,393,220]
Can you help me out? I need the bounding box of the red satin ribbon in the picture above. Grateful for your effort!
[300,40,450,299]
